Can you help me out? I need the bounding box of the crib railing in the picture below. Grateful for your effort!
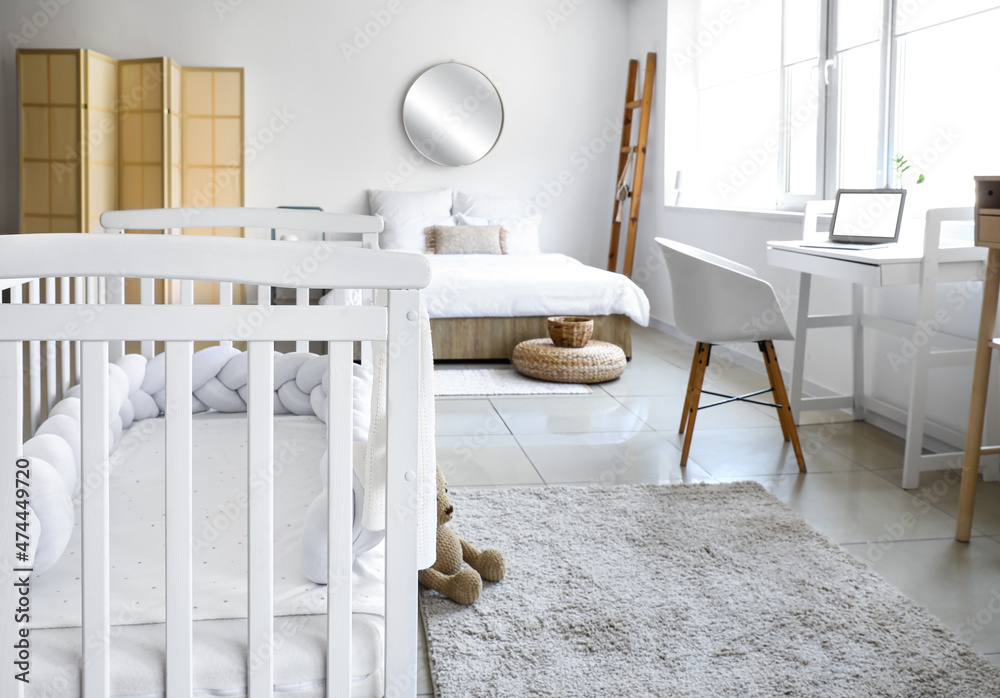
[0,208,428,698]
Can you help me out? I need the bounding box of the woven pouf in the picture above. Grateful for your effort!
[512,339,627,383]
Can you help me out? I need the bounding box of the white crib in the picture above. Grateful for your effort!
[0,207,430,698]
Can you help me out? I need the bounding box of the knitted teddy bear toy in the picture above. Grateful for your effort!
[418,465,506,605]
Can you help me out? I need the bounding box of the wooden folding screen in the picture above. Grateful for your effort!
[181,67,246,306]
[18,49,117,234]
[17,50,243,245]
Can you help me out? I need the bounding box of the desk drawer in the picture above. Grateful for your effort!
[978,214,1000,246]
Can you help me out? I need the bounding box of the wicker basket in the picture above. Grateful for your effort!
[547,316,594,348]
[512,339,627,383]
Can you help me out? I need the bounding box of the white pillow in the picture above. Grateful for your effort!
[454,213,489,227]
[452,192,542,254]
[368,189,454,252]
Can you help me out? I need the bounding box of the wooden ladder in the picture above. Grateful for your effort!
[607,52,656,278]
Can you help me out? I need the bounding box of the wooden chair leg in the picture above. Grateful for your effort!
[761,342,791,442]
[681,343,710,467]
[764,341,806,472]
[679,342,703,434]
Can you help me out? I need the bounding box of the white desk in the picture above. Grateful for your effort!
[767,234,993,488]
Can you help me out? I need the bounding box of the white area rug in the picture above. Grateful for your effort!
[421,482,1000,697]
[434,368,591,396]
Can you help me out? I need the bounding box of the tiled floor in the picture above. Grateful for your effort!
[417,325,1000,693]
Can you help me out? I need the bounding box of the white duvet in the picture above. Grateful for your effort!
[421,253,650,325]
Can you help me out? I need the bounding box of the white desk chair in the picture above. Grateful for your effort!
[655,238,806,472]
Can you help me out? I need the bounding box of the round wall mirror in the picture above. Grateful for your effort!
[402,63,503,166]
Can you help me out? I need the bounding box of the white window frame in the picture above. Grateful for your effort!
[776,0,831,210]
[778,0,1000,209]
[820,0,895,199]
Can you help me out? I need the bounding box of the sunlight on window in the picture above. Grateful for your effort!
[694,73,780,209]
[665,0,1000,211]
[781,0,822,199]
[783,0,819,65]
[895,8,1000,209]
[837,43,881,189]
[895,0,1000,36]
[784,60,820,196]
[683,0,782,208]
[837,0,882,50]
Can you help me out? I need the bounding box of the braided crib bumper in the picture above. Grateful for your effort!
[22,345,377,575]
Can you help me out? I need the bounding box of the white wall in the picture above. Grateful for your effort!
[0,0,630,264]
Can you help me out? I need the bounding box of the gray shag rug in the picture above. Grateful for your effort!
[420,482,1000,697]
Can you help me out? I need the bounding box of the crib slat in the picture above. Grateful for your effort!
[220,282,234,349]
[0,339,24,698]
[81,341,111,697]
[247,340,274,698]
[165,340,193,697]
[384,289,421,695]
[74,277,84,381]
[28,279,40,434]
[327,341,353,694]
[295,287,309,353]
[106,272,125,363]
[60,277,71,397]
[11,285,27,443]
[44,278,56,416]
[140,277,155,358]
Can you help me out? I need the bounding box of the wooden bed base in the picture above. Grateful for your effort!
[430,315,632,361]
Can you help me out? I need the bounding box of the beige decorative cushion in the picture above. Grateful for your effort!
[424,225,508,255]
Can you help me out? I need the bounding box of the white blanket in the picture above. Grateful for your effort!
[421,253,650,324]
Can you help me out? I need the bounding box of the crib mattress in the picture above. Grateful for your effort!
[27,413,384,696]
[28,613,383,698]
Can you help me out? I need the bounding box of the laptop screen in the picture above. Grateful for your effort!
[830,189,907,244]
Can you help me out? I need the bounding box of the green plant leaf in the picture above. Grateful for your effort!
[916,173,925,184]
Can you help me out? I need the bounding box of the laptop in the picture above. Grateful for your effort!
[800,189,907,250]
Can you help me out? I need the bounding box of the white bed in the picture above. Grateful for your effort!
[0,208,434,698]
[421,253,649,323]
[362,188,651,360]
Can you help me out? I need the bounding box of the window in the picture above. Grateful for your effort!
[668,0,1000,211]
[672,0,782,210]
[892,5,1000,210]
